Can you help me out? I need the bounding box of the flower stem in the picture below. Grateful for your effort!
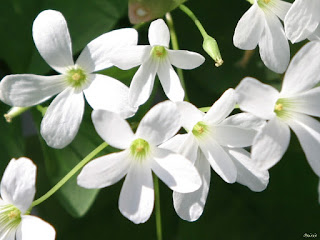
[4,107,30,122]
[179,4,208,38]
[30,142,109,208]
[153,174,163,240]
[165,12,189,102]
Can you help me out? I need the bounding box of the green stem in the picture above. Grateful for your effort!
[179,4,208,38]
[179,4,223,67]
[30,142,109,208]
[154,174,163,240]
[165,12,189,102]
[4,107,31,123]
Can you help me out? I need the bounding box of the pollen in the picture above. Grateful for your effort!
[263,0,271,3]
[71,73,81,81]
[192,121,209,138]
[8,209,20,220]
[130,138,150,161]
[66,67,87,89]
[274,103,283,112]
[151,46,167,60]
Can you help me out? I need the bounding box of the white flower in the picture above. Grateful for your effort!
[0,10,138,149]
[0,157,55,240]
[235,41,320,175]
[160,90,268,221]
[284,0,320,43]
[110,19,205,107]
[233,0,292,73]
[77,101,202,224]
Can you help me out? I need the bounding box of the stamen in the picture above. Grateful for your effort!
[130,138,150,161]
[66,67,87,89]
[192,121,209,138]
[151,46,167,60]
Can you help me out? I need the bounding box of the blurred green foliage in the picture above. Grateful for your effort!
[0,0,319,239]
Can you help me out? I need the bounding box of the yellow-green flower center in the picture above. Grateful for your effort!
[0,204,21,230]
[130,138,150,161]
[274,98,292,119]
[151,46,167,59]
[66,67,87,89]
[192,121,209,138]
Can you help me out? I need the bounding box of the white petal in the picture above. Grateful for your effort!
[203,89,236,124]
[213,125,257,148]
[176,101,204,131]
[226,148,269,192]
[287,113,320,177]
[16,215,55,240]
[281,41,320,96]
[159,133,199,164]
[252,117,290,170]
[0,158,36,213]
[173,151,211,221]
[109,46,151,70]
[199,137,237,183]
[266,0,292,21]
[235,77,278,120]
[119,163,154,224]
[84,74,137,118]
[77,151,130,189]
[258,10,290,73]
[148,19,170,47]
[285,0,320,43]
[40,88,84,149]
[287,87,320,117]
[152,148,201,193]
[222,113,266,131]
[157,59,185,102]
[129,58,158,107]
[0,74,66,107]
[32,10,73,73]
[308,25,320,41]
[91,110,134,149]
[233,3,264,50]
[76,28,138,72]
[136,101,181,145]
[0,228,15,240]
[168,50,205,69]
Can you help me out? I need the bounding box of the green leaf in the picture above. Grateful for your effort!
[128,0,187,24]
[1,0,128,74]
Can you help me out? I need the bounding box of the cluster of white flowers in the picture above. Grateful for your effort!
[0,0,320,237]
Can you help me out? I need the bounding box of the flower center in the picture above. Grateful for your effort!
[274,98,292,119]
[130,138,150,161]
[257,0,273,8]
[0,204,21,230]
[66,67,87,89]
[151,46,167,59]
[192,121,209,138]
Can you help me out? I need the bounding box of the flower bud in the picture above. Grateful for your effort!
[203,36,223,67]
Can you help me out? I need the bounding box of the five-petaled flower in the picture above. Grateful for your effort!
[0,10,138,149]
[235,41,320,176]
[160,89,269,221]
[110,18,205,107]
[77,101,202,224]
[0,158,55,240]
[233,0,292,73]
